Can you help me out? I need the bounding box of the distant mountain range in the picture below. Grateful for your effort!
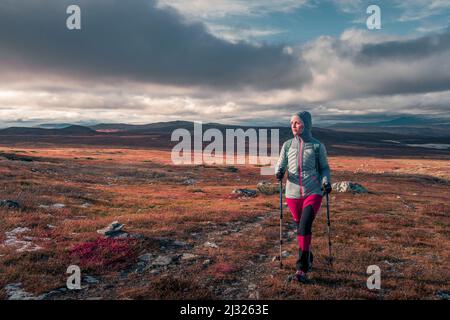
[327,115,443,127]
[324,116,450,137]
[0,119,449,157]
[0,125,99,136]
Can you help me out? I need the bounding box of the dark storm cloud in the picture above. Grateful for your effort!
[303,28,450,98]
[0,0,311,90]
[356,28,450,63]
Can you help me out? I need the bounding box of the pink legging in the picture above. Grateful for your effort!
[286,195,323,252]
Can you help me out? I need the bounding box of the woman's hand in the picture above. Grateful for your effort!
[322,182,332,194]
[276,169,285,181]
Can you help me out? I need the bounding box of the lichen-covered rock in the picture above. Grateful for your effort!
[332,181,368,193]
[0,200,20,209]
[232,189,257,198]
[256,182,280,195]
[96,221,127,238]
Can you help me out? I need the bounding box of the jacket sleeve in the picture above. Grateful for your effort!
[319,143,331,185]
[275,141,288,174]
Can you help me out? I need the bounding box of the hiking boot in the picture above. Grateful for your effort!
[295,270,307,283]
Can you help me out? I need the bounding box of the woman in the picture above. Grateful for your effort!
[275,111,332,283]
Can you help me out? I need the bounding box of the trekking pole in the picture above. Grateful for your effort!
[325,190,333,267]
[279,179,283,269]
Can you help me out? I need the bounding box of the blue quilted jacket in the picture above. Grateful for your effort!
[275,112,331,199]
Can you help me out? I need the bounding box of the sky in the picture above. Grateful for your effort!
[0,0,450,127]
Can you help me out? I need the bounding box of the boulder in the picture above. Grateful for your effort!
[232,189,257,198]
[256,182,280,195]
[183,178,196,185]
[96,221,127,238]
[138,253,154,262]
[224,166,238,173]
[203,241,219,248]
[83,275,100,284]
[181,253,198,261]
[151,255,174,266]
[332,181,368,193]
[38,203,66,209]
[0,200,20,209]
[4,283,38,300]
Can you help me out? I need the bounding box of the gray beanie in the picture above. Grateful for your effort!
[292,111,313,141]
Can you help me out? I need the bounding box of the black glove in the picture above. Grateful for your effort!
[276,169,285,181]
[322,182,332,194]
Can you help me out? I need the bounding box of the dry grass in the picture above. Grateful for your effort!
[0,146,448,300]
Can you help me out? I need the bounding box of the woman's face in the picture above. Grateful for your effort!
[290,115,304,136]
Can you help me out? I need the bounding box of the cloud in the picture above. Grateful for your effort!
[395,0,450,22]
[156,0,309,19]
[1,2,450,127]
[205,24,287,44]
[0,0,311,91]
[296,28,450,100]
[329,0,364,14]
[356,28,450,62]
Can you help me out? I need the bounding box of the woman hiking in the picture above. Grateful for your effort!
[275,111,332,283]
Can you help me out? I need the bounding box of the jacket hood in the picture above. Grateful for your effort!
[294,111,313,142]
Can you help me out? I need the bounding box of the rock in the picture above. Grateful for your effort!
[181,253,198,261]
[248,284,259,299]
[232,189,257,198]
[5,226,30,235]
[203,241,219,248]
[151,255,174,266]
[158,238,191,249]
[224,166,238,173]
[134,262,148,274]
[111,231,131,239]
[4,283,42,300]
[384,260,394,266]
[172,240,189,247]
[202,259,211,266]
[248,283,257,291]
[39,203,66,209]
[97,221,126,238]
[84,275,99,284]
[256,182,280,195]
[183,178,196,185]
[436,290,450,300]
[138,253,154,262]
[332,181,368,193]
[81,202,91,208]
[3,227,43,252]
[0,200,20,209]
